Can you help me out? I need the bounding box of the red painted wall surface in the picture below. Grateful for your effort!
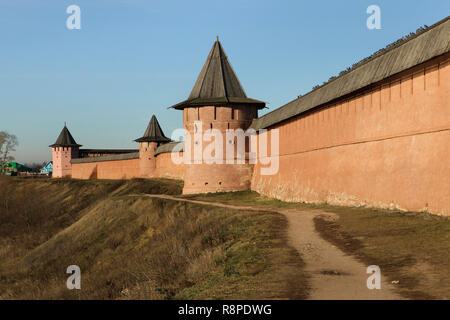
[252,54,450,215]
[72,158,140,180]
[59,54,449,215]
[155,152,184,180]
[71,152,184,181]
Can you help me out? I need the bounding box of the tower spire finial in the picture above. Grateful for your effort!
[216,35,219,42]
[64,121,67,127]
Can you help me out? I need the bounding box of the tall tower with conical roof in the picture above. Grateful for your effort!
[49,124,81,178]
[170,38,265,194]
[135,115,171,178]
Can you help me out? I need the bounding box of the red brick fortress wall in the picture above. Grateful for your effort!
[251,54,450,215]
[154,152,184,180]
[70,151,184,181]
[71,156,140,180]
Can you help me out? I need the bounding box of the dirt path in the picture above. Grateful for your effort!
[140,194,403,300]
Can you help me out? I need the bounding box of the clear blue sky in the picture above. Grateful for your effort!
[0,0,448,163]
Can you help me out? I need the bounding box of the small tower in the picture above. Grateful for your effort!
[170,38,265,194]
[49,124,81,178]
[135,115,171,178]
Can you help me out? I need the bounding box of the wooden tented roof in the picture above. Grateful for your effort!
[135,115,172,143]
[170,38,265,110]
[49,125,81,148]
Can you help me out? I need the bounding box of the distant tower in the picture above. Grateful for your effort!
[170,38,265,194]
[49,124,81,178]
[135,115,171,178]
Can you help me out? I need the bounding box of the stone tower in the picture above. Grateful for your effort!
[170,38,265,194]
[49,124,81,178]
[135,115,171,178]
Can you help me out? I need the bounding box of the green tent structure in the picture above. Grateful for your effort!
[0,162,32,172]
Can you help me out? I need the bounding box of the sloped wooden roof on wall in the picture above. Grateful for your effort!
[170,39,265,109]
[250,16,450,130]
[49,125,82,147]
[79,149,139,154]
[71,152,139,164]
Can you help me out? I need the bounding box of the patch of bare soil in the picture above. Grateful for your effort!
[314,215,435,299]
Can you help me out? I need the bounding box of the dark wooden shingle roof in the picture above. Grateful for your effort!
[155,141,184,156]
[49,125,81,148]
[71,152,139,164]
[250,16,450,130]
[170,38,265,109]
[135,115,172,143]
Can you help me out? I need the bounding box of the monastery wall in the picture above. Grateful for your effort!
[70,151,184,181]
[251,54,450,215]
[71,158,140,180]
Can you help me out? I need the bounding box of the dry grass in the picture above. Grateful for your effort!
[0,178,307,299]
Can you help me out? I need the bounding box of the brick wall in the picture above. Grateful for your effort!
[71,152,184,181]
[251,53,450,215]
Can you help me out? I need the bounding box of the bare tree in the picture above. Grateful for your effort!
[24,161,47,173]
[0,131,18,174]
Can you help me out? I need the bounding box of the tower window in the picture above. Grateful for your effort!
[231,107,234,120]
[214,106,217,120]
[210,123,213,130]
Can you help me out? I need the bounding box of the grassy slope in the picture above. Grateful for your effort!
[182,190,302,208]
[0,178,307,299]
[185,191,450,300]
